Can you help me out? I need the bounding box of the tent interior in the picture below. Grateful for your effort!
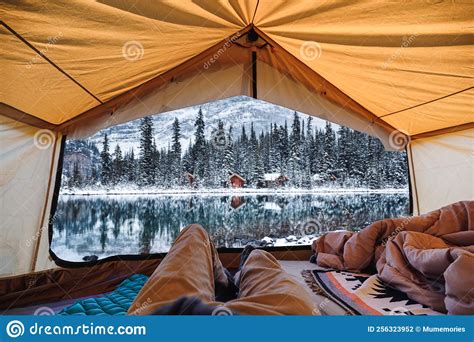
[1,1,473,315]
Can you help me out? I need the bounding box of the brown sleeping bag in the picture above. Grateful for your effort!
[312,201,474,314]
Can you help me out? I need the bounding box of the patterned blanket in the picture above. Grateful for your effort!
[302,269,443,316]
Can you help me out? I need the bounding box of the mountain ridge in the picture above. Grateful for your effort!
[88,96,333,153]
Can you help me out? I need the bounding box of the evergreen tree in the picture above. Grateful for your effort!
[192,108,207,185]
[223,125,235,183]
[171,118,182,157]
[171,118,182,185]
[67,109,409,191]
[125,149,137,184]
[100,133,112,186]
[321,121,337,183]
[112,144,124,185]
[302,117,314,187]
[288,112,302,185]
[268,123,279,172]
[237,125,249,178]
[69,162,82,188]
[139,116,155,186]
[247,123,259,183]
[90,165,99,186]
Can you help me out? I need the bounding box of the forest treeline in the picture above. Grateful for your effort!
[65,108,408,189]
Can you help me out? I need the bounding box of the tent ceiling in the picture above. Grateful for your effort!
[1,0,472,138]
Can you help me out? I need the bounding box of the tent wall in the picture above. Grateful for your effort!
[65,44,253,138]
[255,59,393,149]
[408,128,474,214]
[64,41,395,147]
[0,116,61,278]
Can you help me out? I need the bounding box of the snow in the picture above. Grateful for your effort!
[61,187,409,196]
[263,202,282,211]
[263,173,281,181]
[90,96,334,154]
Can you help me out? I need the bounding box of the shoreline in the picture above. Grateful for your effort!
[60,187,409,197]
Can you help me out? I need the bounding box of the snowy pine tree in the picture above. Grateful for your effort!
[171,118,182,185]
[69,162,82,188]
[139,116,155,186]
[100,133,112,186]
[321,121,337,183]
[192,108,207,186]
[288,112,302,186]
[66,109,409,190]
[112,144,124,185]
[223,125,235,185]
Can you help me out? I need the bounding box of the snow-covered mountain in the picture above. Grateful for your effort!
[88,96,335,153]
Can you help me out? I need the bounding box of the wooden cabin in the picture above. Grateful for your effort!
[264,173,289,188]
[184,172,195,186]
[229,173,245,188]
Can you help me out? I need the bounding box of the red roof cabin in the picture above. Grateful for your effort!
[229,173,245,188]
[184,172,195,186]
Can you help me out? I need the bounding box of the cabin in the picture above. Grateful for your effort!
[264,173,289,188]
[0,1,471,321]
[184,172,195,186]
[229,173,246,188]
[230,196,245,210]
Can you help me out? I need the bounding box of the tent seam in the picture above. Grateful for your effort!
[1,21,103,105]
[379,87,473,119]
[251,0,260,24]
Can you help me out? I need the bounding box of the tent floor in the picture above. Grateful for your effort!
[3,260,346,316]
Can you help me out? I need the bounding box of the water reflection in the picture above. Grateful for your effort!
[51,192,409,261]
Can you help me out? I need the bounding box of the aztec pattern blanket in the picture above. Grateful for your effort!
[302,269,443,316]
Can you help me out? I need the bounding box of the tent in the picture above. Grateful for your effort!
[0,1,472,310]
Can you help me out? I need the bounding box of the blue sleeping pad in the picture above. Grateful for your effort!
[58,274,149,316]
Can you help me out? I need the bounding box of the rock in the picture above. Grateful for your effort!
[82,255,98,262]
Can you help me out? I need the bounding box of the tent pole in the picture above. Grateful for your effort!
[407,144,420,215]
[252,51,257,99]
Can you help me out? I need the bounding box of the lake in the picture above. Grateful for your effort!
[51,191,409,261]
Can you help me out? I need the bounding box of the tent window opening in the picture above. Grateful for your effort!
[50,96,410,262]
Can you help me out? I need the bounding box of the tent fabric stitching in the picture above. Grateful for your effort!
[1,21,103,105]
[379,87,474,119]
